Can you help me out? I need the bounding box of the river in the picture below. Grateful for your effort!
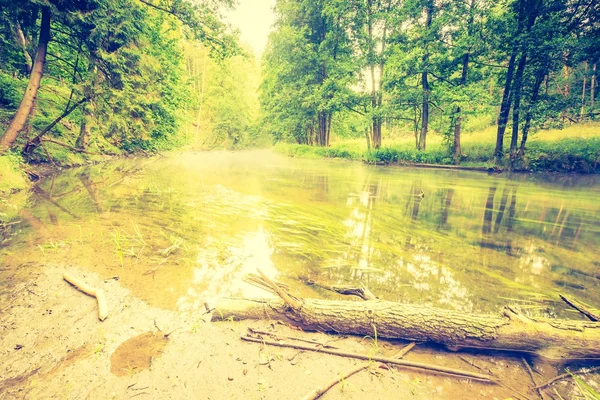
[2,150,599,318]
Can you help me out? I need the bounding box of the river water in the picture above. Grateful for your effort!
[2,150,599,317]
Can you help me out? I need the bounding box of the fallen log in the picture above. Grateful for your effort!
[212,297,600,360]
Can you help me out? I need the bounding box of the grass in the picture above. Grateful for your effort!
[275,122,600,173]
[0,152,29,195]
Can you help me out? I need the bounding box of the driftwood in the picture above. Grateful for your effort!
[63,272,108,321]
[212,297,600,360]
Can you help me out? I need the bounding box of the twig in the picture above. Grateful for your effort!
[63,272,108,321]
[359,282,377,300]
[244,273,289,295]
[241,336,495,382]
[522,358,550,400]
[248,328,338,349]
[458,356,531,400]
[559,294,600,321]
[257,269,302,309]
[305,280,377,301]
[300,342,416,400]
[534,366,600,390]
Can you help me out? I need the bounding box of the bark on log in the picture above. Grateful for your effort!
[212,298,600,360]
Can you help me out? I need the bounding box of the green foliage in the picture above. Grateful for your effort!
[276,133,600,173]
[0,72,22,110]
[0,0,240,160]
[0,152,28,195]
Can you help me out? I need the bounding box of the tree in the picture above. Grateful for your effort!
[0,0,236,155]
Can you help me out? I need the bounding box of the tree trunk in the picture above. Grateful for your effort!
[420,71,429,151]
[0,7,51,154]
[213,297,600,360]
[591,63,596,108]
[581,61,588,118]
[510,53,527,161]
[453,110,462,163]
[495,49,517,163]
[12,22,32,74]
[417,1,433,151]
[518,69,545,158]
[75,113,90,150]
[23,97,87,155]
[317,112,329,147]
[372,117,382,149]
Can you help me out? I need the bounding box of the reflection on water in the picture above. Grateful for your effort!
[1,150,599,316]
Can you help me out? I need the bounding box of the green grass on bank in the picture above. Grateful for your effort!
[0,152,29,196]
[275,123,600,173]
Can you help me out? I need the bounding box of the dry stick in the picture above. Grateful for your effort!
[534,366,600,390]
[559,294,600,321]
[244,274,289,296]
[459,356,531,400]
[522,358,550,400]
[300,342,416,400]
[241,336,495,382]
[248,328,338,349]
[257,269,302,309]
[63,272,108,321]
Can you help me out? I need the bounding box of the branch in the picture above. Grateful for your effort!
[300,342,416,400]
[559,294,600,321]
[27,97,87,147]
[41,138,104,156]
[430,72,458,87]
[241,336,496,382]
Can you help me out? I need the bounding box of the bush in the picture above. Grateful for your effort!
[275,136,600,174]
[0,73,22,109]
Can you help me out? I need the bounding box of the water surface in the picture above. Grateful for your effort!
[2,150,599,317]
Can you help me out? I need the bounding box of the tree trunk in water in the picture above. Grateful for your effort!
[510,54,527,161]
[495,49,517,163]
[0,7,51,154]
[419,71,429,151]
[213,297,600,360]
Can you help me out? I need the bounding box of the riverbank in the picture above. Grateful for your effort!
[0,265,593,400]
[275,124,600,174]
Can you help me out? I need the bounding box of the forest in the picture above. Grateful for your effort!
[262,0,599,169]
[0,0,599,178]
